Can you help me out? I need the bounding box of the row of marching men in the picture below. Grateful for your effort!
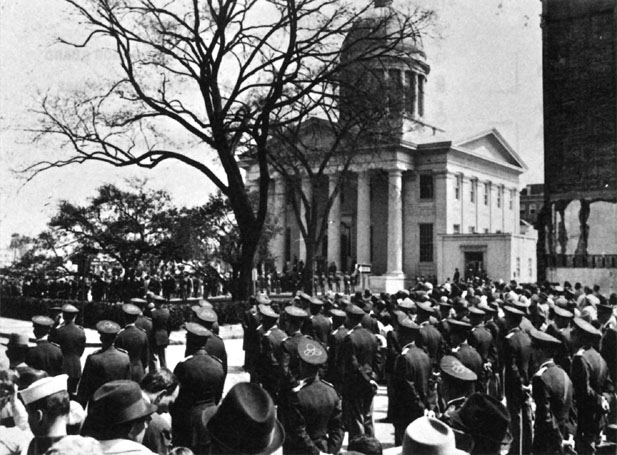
[242,285,617,455]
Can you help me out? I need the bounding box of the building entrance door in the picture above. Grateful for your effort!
[464,251,484,281]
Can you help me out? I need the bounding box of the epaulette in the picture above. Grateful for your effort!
[210,354,223,364]
[574,347,585,357]
[118,328,126,334]
[321,379,335,389]
[347,327,355,336]
[534,366,548,377]
[116,347,128,355]
[282,336,290,343]
[265,329,272,336]
[51,342,61,348]
[401,343,413,356]
[182,355,194,362]
[506,331,516,339]
[137,326,147,333]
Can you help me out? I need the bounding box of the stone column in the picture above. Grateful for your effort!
[299,177,312,262]
[271,177,287,271]
[387,169,404,275]
[327,174,341,268]
[418,75,425,117]
[356,171,371,265]
[410,72,418,117]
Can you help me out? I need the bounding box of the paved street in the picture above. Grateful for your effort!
[0,318,396,449]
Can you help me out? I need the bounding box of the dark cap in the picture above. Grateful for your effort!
[597,303,613,314]
[530,329,561,349]
[32,315,54,327]
[258,304,279,319]
[298,336,327,365]
[61,304,79,313]
[416,301,433,314]
[185,322,212,337]
[284,306,308,319]
[440,355,477,381]
[573,317,602,338]
[345,304,365,316]
[196,307,218,323]
[446,318,472,331]
[6,332,29,347]
[468,306,486,316]
[554,306,573,319]
[96,320,121,335]
[121,303,142,316]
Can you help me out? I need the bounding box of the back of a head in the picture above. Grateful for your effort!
[348,435,383,455]
[140,368,178,394]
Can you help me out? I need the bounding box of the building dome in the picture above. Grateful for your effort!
[341,0,427,68]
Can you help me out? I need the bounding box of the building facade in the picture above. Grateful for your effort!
[244,1,537,292]
[540,0,617,290]
[520,183,544,226]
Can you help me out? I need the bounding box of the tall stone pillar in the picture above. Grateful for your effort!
[271,177,287,271]
[327,174,341,268]
[411,72,418,118]
[299,177,312,262]
[387,169,404,275]
[356,171,371,265]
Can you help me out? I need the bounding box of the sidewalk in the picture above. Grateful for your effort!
[0,317,243,347]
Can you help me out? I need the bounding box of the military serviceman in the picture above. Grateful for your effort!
[447,319,483,386]
[280,305,309,392]
[76,320,131,408]
[305,297,331,346]
[26,315,63,376]
[416,300,444,369]
[529,329,575,455]
[151,295,171,368]
[340,303,380,440]
[194,307,228,376]
[597,302,617,384]
[391,317,434,446]
[437,355,477,425]
[326,308,348,393]
[570,317,614,454]
[468,305,497,393]
[171,322,225,448]
[256,304,286,402]
[241,294,264,382]
[131,297,155,371]
[115,303,150,382]
[280,336,344,455]
[53,304,86,395]
[546,305,574,374]
[502,304,533,455]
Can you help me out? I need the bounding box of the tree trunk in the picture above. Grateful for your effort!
[232,228,261,301]
[300,237,317,295]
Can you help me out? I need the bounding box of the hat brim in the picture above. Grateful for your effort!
[205,407,285,455]
[450,411,512,449]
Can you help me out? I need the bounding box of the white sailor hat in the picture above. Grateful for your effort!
[19,374,68,405]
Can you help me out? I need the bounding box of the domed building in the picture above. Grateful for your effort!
[244,0,537,291]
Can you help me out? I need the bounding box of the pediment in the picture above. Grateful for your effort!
[454,129,527,170]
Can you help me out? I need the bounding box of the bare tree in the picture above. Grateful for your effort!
[27,0,432,298]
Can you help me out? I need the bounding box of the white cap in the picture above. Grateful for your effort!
[19,374,68,405]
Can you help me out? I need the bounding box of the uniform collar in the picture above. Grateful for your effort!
[539,359,555,370]
[36,335,49,343]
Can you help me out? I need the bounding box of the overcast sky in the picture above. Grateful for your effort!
[0,0,543,249]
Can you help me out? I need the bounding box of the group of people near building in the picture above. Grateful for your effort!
[0,279,615,455]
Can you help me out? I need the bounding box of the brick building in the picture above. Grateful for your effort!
[540,0,617,289]
[243,0,537,291]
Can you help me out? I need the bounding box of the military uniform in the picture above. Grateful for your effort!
[327,324,349,393]
[171,349,225,448]
[135,313,155,371]
[391,341,434,445]
[205,332,228,376]
[571,345,614,454]
[25,338,63,376]
[115,324,149,382]
[451,342,483,387]
[418,320,444,369]
[282,376,344,455]
[241,305,261,381]
[503,325,533,455]
[54,320,86,394]
[151,306,171,368]
[306,313,332,346]
[546,323,574,374]
[257,323,287,402]
[280,331,305,390]
[531,360,575,454]
[469,324,497,390]
[340,322,380,439]
[600,316,617,384]
[76,344,131,407]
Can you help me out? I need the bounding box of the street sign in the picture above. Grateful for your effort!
[358,264,371,274]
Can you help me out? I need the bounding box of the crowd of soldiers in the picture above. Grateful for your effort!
[0,279,616,455]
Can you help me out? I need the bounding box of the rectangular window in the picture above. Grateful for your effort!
[484,183,489,205]
[497,187,502,208]
[528,258,533,278]
[453,224,460,234]
[404,71,413,113]
[470,180,476,203]
[419,223,433,262]
[284,227,291,262]
[419,174,434,199]
[455,176,461,200]
[529,203,537,215]
[516,257,521,278]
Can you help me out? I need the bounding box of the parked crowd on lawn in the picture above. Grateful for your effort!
[1,277,616,455]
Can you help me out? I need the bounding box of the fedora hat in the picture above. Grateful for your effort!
[83,380,156,429]
[402,417,468,455]
[449,392,512,449]
[204,382,284,455]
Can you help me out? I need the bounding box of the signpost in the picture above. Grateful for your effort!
[357,264,371,290]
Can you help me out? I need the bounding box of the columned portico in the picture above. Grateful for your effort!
[356,171,371,265]
[299,177,312,261]
[327,174,341,267]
